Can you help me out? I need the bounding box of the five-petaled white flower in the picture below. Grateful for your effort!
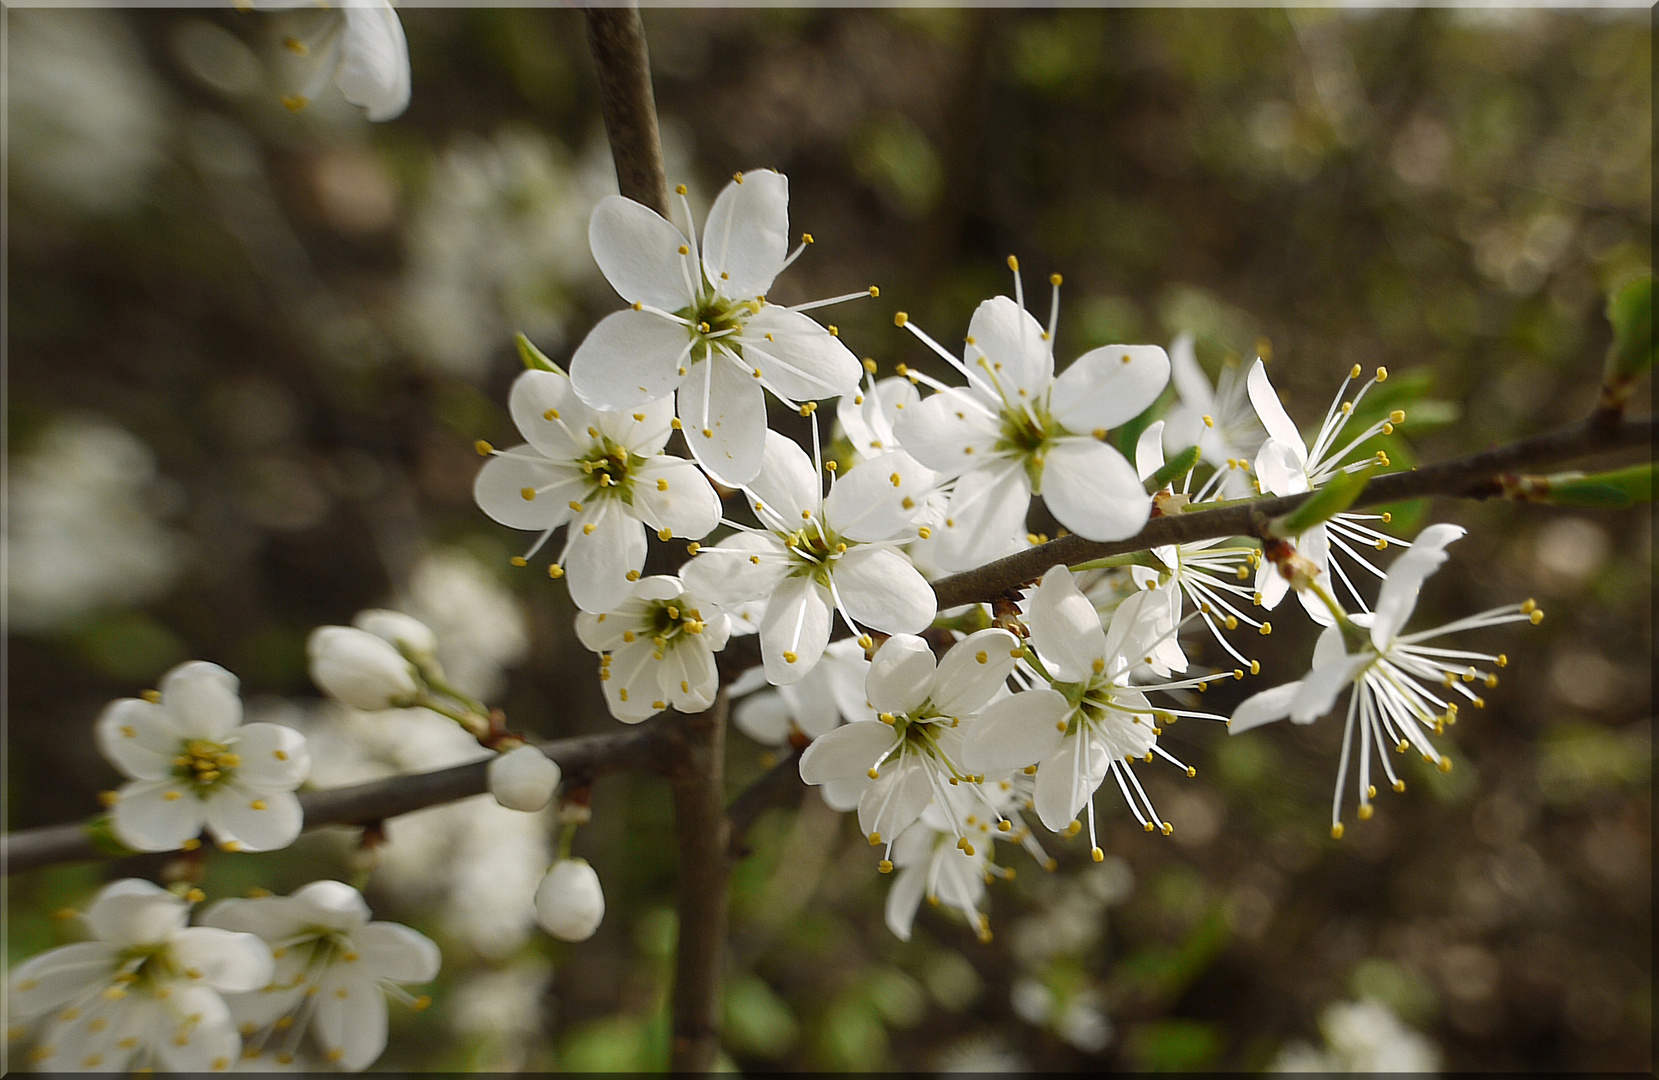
[96,661,311,853]
[681,430,936,684]
[201,880,440,1071]
[7,878,273,1073]
[475,367,721,613]
[261,0,411,122]
[799,629,1047,865]
[893,267,1169,571]
[574,574,731,722]
[570,170,864,485]
[1249,360,1407,620]
[1229,523,1538,836]
[967,567,1214,854]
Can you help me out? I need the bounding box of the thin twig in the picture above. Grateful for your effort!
[583,5,669,216]
[667,689,730,1073]
[2,726,672,876]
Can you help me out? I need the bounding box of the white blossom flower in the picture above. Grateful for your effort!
[96,661,310,853]
[534,859,605,942]
[475,367,720,613]
[893,266,1168,570]
[7,879,273,1072]
[262,0,410,122]
[680,429,936,684]
[732,637,873,747]
[200,880,440,1071]
[1271,998,1441,1073]
[574,575,731,722]
[570,170,864,484]
[884,805,993,943]
[306,626,419,711]
[1249,360,1407,619]
[351,608,438,659]
[1230,523,1538,835]
[966,567,1218,852]
[799,629,1048,865]
[488,746,561,812]
[1160,333,1265,496]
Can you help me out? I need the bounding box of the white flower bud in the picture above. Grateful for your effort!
[352,608,439,658]
[307,626,418,710]
[534,858,605,942]
[488,746,561,812]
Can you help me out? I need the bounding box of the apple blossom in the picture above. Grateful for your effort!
[574,574,731,722]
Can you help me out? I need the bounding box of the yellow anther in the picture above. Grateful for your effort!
[1472,696,1486,709]
[918,527,932,539]
[632,301,643,311]
[520,487,536,501]
[510,556,528,567]
[1224,615,1239,631]
[548,565,565,579]
[141,689,163,703]
[686,542,701,555]
[1529,609,1544,624]
[1259,622,1272,636]
[281,94,310,113]
[1202,414,1215,428]
[98,790,119,807]
[182,838,202,850]
[659,527,674,541]
[894,312,909,327]
[702,428,713,438]
[1006,255,1019,271]
[221,840,242,852]
[582,523,596,535]
[1376,366,1388,381]
[678,245,690,255]
[1249,660,1261,676]
[1233,669,1245,680]
[652,700,666,710]
[901,496,914,509]
[249,800,267,810]
[1437,757,1453,773]
[474,440,494,456]
[783,651,799,664]
[671,418,683,430]
[1349,364,1362,378]
[164,790,182,802]
[1331,823,1345,839]
[749,555,761,564]
[1358,804,1374,820]
[1374,537,1390,551]
[877,859,893,873]
[1381,511,1392,523]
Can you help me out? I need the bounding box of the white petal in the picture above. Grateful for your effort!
[570,308,691,411]
[1167,332,1213,412]
[588,194,697,311]
[838,376,918,456]
[153,983,239,1073]
[821,776,866,812]
[681,353,768,486]
[931,462,1032,572]
[864,634,937,715]
[473,450,584,532]
[884,864,928,942]
[1039,438,1150,542]
[679,532,791,610]
[7,941,119,1023]
[759,576,832,685]
[601,639,666,722]
[832,547,936,634]
[1033,736,1107,833]
[930,628,1020,716]
[159,661,241,741]
[595,394,677,456]
[966,296,1052,400]
[740,305,861,401]
[661,640,719,712]
[312,967,389,1072]
[632,456,721,540]
[337,1,410,122]
[779,663,844,738]
[1050,344,1170,434]
[745,429,821,526]
[1290,649,1371,724]
[1254,438,1308,497]
[508,369,587,460]
[733,690,791,746]
[1371,523,1466,651]
[798,719,897,786]
[203,784,303,852]
[561,501,648,614]
[169,927,274,993]
[856,761,934,840]
[110,780,207,853]
[1228,681,1302,734]
[352,921,441,984]
[288,879,371,932]
[229,723,310,789]
[1256,556,1290,610]
[1135,420,1166,482]
[1246,360,1306,462]
[1025,566,1107,684]
[82,879,182,945]
[702,169,789,299]
[963,687,1070,776]
[823,451,933,542]
[95,698,176,781]
[892,387,1001,477]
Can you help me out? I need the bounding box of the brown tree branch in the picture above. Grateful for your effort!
[667,689,730,1073]
[929,414,1653,610]
[583,5,669,216]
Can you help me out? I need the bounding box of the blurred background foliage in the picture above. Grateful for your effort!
[5,5,1650,1072]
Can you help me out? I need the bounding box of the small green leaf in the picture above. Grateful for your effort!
[1267,465,1376,538]
[1146,445,1202,492]
[83,816,136,858]
[1604,274,1654,384]
[1537,463,1652,508]
[516,332,562,373]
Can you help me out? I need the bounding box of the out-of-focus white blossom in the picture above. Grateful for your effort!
[401,549,530,703]
[534,859,606,942]
[352,608,438,658]
[260,0,410,122]
[1271,998,1441,1073]
[307,625,419,711]
[96,661,310,853]
[1161,333,1265,496]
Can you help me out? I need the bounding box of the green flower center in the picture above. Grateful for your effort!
[172,739,239,794]
[995,400,1060,489]
[580,438,646,504]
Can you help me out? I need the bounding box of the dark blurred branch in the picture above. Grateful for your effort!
[929,414,1654,610]
[583,5,670,216]
[726,749,805,858]
[667,690,730,1073]
[2,726,673,876]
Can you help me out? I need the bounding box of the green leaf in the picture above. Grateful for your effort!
[516,332,562,373]
[1604,273,1654,384]
[1267,465,1376,538]
[1146,445,1202,492]
[724,975,799,1059]
[83,816,136,858]
[1535,464,1652,508]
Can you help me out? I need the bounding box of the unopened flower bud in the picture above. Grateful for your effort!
[352,609,438,658]
[534,858,605,942]
[488,746,561,812]
[306,626,418,710]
